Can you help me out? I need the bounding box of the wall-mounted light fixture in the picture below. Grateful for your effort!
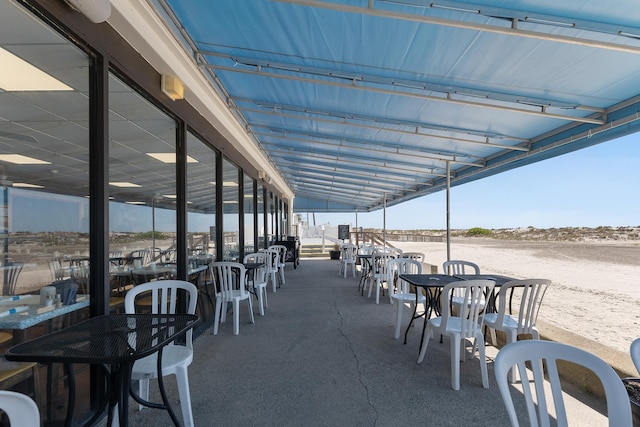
[64,0,111,23]
[161,75,184,101]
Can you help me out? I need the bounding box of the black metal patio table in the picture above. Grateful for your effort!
[356,254,372,294]
[398,274,462,346]
[5,313,199,427]
[398,273,515,349]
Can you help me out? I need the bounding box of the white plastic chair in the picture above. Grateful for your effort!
[417,279,495,390]
[443,259,480,276]
[631,338,640,375]
[340,243,358,278]
[262,249,280,292]
[268,244,287,286]
[482,279,551,382]
[387,258,425,339]
[124,280,198,427]
[211,261,255,335]
[243,252,269,316]
[0,390,40,427]
[443,260,482,314]
[49,259,71,281]
[366,252,397,304]
[494,340,632,427]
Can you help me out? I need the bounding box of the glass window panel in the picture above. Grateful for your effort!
[108,73,176,297]
[243,175,255,254]
[267,191,274,246]
[257,184,265,250]
[0,0,90,296]
[222,159,239,261]
[186,131,216,262]
[282,202,288,237]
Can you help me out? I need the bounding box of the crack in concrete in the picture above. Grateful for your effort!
[334,296,379,426]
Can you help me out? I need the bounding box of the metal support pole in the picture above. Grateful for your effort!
[446,161,451,264]
[383,193,387,251]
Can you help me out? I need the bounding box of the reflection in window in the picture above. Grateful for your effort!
[257,184,265,250]
[108,73,176,296]
[222,159,239,261]
[244,175,255,254]
[186,131,216,263]
[267,191,274,246]
[282,202,288,237]
[0,0,90,296]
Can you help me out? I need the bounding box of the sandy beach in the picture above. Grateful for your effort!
[387,237,640,355]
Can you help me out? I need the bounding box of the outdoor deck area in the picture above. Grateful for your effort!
[125,257,608,426]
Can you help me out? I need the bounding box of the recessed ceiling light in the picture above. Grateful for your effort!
[109,182,141,188]
[0,47,73,91]
[147,153,198,163]
[125,201,146,205]
[223,181,238,186]
[0,154,51,165]
[12,182,44,188]
[163,195,177,199]
[223,200,238,204]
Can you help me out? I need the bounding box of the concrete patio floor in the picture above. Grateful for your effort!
[126,257,609,426]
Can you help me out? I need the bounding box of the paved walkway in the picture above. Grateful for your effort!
[127,257,608,426]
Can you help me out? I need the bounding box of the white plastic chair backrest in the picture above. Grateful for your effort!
[261,249,279,272]
[268,245,287,265]
[1,262,23,294]
[443,260,480,276]
[440,280,495,338]
[495,340,632,427]
[384,247,403,256]
[400,252,425,262]
[493,279,550,334]
[357,245,373,256]
[0,390,40,427]
[631,338,640,375]
[387,258,422,296]
[341,243,357,262]
[243,252,268,284]
[371,251,397,276]
[210,261,249,297]
[124,279,198,350]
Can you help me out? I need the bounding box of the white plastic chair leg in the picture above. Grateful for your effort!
[506,330,518,383]
[213,298,222,335]
[489,327,498,347]
[233,300,240,335]
[374,278,383,304]
[247,296,255,324]
[270,272,277,292]
[257,288,265,316]
[175,366,195,427]
[138,378,149,411]
[477,337,489,389]
[417,326,433,364]
[451,334,461,391]
[280,267,285,285]
[393,301,403,339]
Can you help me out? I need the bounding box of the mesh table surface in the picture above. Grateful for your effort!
[5,314,199,365]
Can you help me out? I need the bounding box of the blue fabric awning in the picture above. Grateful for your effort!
[155,0,640,211]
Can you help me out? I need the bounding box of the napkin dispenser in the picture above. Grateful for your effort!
[53,280,78,305]
[40,286,56,306]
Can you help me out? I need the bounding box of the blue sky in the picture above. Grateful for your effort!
[309,133,640,230]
